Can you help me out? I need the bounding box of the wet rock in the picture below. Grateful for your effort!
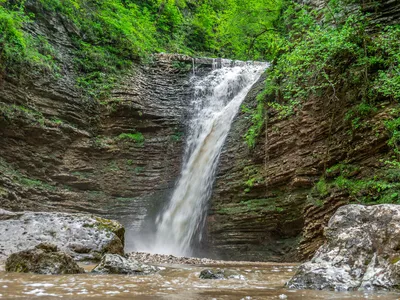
[199,268,242,280]
[200,269,225,279]
[92,254,159,275]
[287,204,400,291]
[5,243,84,274]
[126,252,220,265]
[0,210,124,261]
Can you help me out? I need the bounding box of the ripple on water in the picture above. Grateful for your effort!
[1,263,400,299]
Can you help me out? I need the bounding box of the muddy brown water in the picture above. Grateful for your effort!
[0,263,399,299]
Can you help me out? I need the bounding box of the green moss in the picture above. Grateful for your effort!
[105,161,120,172]
[315,178,329,197]
[390,257,400,265]
[243,99,265,149]
[216,198,284,215]
[314,161,400,205]
[133,166,144,174]
[171,131,184,142]
[72,171,92,179]
[94,216,124,242]
[242,165,264,192]
[385,117,400,155]
[118,132,144,146]
[0,4,57,76]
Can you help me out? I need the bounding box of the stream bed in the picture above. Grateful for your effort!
[1,263,399,299]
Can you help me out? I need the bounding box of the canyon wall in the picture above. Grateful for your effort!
[206,77,393,261]
[205,0,400,261]
[0,1,196,249]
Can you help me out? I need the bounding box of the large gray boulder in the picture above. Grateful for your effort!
[92,254,159,275]
[5,243,84,274]
[288,204,400,291]
[0,210,124,262]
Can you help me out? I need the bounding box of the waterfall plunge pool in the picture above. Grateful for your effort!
[0,261,398,299]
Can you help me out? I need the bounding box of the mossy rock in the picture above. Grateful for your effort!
[6,243,85,275]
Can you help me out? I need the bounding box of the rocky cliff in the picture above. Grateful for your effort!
[205,0,400,262]
[206,78,393,261]
[0,2,196,249]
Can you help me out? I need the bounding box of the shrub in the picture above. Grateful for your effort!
[118,132,145,146]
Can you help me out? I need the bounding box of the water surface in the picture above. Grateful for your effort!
[1,263,398,299]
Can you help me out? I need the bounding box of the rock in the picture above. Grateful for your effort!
[126,251,221,265]
[92,254,159,275]
[199,268,242,280]
[200,269,226,279]
[5,243,84,274]
[0,210,124,261]
[287,204,400,291]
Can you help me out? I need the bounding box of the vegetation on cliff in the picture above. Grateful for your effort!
[244,0,400,205]
[246,0,400,148]
[0,0,281,98]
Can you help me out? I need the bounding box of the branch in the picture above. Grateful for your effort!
[247,27,278,55]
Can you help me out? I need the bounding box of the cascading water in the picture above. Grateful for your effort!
[150,60,268,257]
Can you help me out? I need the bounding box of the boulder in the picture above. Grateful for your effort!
[92,254,159,275]
[0,210,124,261]
[199,268,242,280]
[287,204,400,291]
[5,243,84,274]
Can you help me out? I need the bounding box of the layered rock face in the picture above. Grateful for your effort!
[205,0,399,262]
[0,1,195,248]
[288,205,400,291]
[206,71,393,262]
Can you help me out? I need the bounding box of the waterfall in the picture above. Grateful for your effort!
[150,60,268,257]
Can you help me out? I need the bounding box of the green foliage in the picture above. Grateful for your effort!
[105,161,120,172]
[315,178,329,197]
[216,198,284,215]
[242,165,263,192]
[48,0,156,99]
[1,0,283,99]
[74,42,132,100]
[267,100,297,119]
[0,158,55,191]
[171,60,192,71]
[134,166,144,174]
[243,99,265,148]
[345,102,378,131]
[215,0,282,60]
[0,4,57,75]
[265,1,400,103]
[385,117,400,154]
[314,162,400,205]
[171,131,184,142]
[0,103,74,128]
[246,0,400,147]
[118,132,145,146]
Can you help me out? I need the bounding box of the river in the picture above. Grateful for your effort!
[1,262,398,299]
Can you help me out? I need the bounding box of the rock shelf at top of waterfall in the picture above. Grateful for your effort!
[140,60,268,257]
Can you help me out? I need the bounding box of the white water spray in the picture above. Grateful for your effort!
[149,60,268,256]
